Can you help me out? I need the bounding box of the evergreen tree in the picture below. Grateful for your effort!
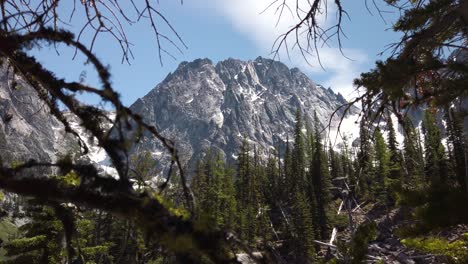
[265,151,281,201]
[305,117,318,227]
[264,152,285,243]
[305,118,315,172]
[2,202,114,264]
[253,148,272,245]
[329,143,344,182]
[357,118,375,200]
[446,108,468,192]
[292,110,306,193]
[311,111,332,240]
[245,146,261,246]
[203,149,218,221]
[386,118,403,203]
[191,160,209,213]
[292,191,316,263]
[402,117,424,188]
[284,136,293,198]
[1,202,64,264]
[220,164,238,231]
[237,137,251,208]
[374,128,390,205]
[192,150,238,231]
[341,135,356,191]
[287,110,318,259]
[234,138,263,245]
[235,137,251,241]
[305,160,319,240]
[422,110,448,190]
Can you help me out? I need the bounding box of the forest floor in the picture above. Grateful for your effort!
[343,204,468,264]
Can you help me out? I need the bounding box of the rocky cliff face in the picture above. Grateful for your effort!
[0,60,115,177]
[129,57,357,172]
[0,61,60,165]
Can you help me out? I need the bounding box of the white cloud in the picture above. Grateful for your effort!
[311,48,368,98]
[198,0,329,50]
[194,0,368,100]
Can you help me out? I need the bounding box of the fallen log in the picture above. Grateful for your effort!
[312,240,383,261]
[312,240,337,249]
[329,228,338,245]
[337,201,344,215]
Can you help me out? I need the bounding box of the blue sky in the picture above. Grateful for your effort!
[31,0,401,106]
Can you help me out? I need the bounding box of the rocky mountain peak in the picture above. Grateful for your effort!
[0,55,359,177]
[129,57,358,172]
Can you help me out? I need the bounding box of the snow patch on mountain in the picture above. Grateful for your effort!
[328,113,360,148]
[211,111,224,128]
[62,112,119,179]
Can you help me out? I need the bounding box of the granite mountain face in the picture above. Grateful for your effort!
[0,57,358,177]
[0,62,60,166]
[128,57,357,173]
[0,61,115,176]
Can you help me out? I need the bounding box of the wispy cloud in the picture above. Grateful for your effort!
[194,0,368,99]
[312,48,368,98]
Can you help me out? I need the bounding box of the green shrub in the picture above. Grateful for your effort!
[401,234,468,264]
[397,187,468,235]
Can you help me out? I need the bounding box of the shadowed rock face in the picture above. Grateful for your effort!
[129,57,357,174]
[0,61,60,166]
[0,61,98,175]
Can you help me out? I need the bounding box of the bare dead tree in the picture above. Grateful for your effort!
[0,0,187,64]
[268,0,350,69]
